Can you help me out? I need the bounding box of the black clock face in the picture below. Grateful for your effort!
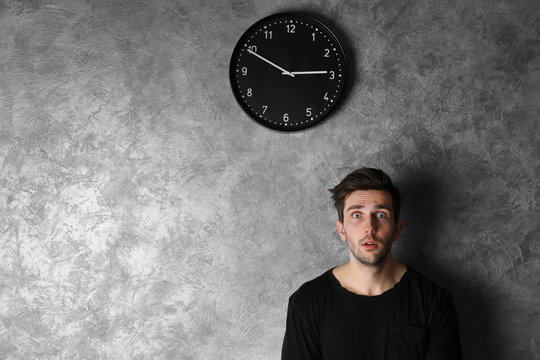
[230,13,348,132]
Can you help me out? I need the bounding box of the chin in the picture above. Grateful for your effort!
[352,251,390,266]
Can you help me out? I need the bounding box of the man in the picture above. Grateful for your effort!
[281,168,462,360]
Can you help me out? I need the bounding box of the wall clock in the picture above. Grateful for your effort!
[229,12,348,132]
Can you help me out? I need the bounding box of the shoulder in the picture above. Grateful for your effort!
[404,267,458,324]
[286,269,335,326]
[405,266,453,298]
[289,269,334,306]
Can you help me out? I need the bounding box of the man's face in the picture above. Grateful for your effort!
[336,190,402,266]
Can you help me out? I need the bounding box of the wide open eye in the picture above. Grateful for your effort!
[376,212,387,219]
[352,213,360,219]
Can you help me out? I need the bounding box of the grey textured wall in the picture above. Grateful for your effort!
[1,0,539,359]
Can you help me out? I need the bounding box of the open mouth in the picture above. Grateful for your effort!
[361,241,378,250]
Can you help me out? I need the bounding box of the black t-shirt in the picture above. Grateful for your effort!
[281,267,462,360]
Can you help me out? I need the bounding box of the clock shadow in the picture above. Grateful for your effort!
[278,7,358,120]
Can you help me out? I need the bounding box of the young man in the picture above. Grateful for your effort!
[281,168,462,360]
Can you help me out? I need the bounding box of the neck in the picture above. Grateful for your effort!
[334,254,406,296]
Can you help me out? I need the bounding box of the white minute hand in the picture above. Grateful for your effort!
[247,49,294,77]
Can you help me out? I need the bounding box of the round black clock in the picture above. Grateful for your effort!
[229,12,348,132]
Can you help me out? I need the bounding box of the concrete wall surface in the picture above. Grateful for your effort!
[1,0,539,359]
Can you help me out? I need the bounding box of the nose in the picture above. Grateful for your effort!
[365,214,377,234]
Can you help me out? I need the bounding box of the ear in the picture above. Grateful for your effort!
[393,220,402,242]
[336,220,346,241]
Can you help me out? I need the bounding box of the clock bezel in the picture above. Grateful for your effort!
[229,12,349,133]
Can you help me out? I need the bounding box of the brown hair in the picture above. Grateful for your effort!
[329,167,401,224]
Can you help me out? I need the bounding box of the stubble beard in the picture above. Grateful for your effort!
[346,233,392,266]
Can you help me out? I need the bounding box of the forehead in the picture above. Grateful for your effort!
[343,190,393,210]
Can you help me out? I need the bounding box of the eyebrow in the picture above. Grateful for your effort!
[346,205,392,213]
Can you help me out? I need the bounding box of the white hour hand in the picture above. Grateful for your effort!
[286,71,328,75]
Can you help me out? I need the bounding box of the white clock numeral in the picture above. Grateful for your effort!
[329,71,335,80]
[247,88,253,97]
[324,48,330,58]
[264,30,272,39]
[323,92,329,101]
[242,67,248,76]
[262,105,268,114]
[286,24,295,33]
[306,108,312,117]
[283,113,289,122]
[312,33,316,41]
[248,45,257,52]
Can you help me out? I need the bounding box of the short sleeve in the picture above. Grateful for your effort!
[281,293,322,360]
[425,293,463,360]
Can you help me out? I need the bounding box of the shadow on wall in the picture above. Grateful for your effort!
[280,6,359,115]
[398,170,506,360]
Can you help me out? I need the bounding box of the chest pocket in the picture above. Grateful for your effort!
[386,323,428,360]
